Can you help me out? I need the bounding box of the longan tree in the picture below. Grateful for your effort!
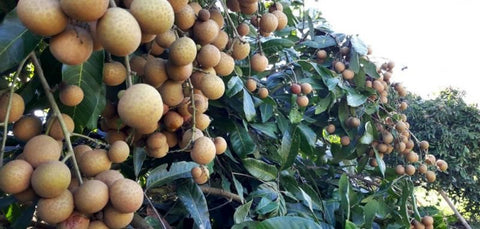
[0,0,469,228]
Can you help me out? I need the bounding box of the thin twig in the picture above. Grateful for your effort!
[218,0,244,42]
[438,189,471,229]
[124,56,133,88]
[70,132,108,147]
[200,186,243,203]
[31,54,83,185]
[144,192,168,229]
[0,53,31,166]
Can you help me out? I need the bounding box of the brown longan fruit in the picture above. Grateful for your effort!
[212,30,229,51]
[108,140,130,163]
[340,136,350,146]
[147,144,169,158]
[425,170,436,182]
[60,85,84,106]
[50,26,93,65]
[214,137,227,155]
[130,0,174,34]
[88,220,109,229]
[226,0,240,12]
[422,216,434,226]
[57,211,90,229]
[231,39,250,60]
[436,159,448,171]
[405,164,416,176]
[74,180,109,214]
[73,144,92,161]
[60,0,108,21]
[258,87,269,99]
[47,113,75,140]
[163,131,178,148]
[291,83,301,94]
[0,92,25,123]
[316,50,327,59]
[296,95,309,107]
[260,13,278,33]
[250,53,269,72]
[31,160,71,198]
[334,61,345,73]
[326,124,335,134]
[301,83,312,94]
[103,61,127,86]
[382,131,394,144]
[103,206,134,228]
[197,44,221,68]
[13,116,42,142]
[214,52,235,76]
[191,166,209,184]
[147,132,168,149]
[179,128,203,149]
[272,10,287,30]
[78,149,112,177]
[418,164,428,174]
[191,136,216,165]
[209,8,224,28]
[155,30,176,48]
[246,78,257,92]
[198,9,210,22]
[109,178,144,213]
[200,74,225,100]
[169,37,197,66]
[37,189,74,224]
[175,4,196,31]
[166,61,193,81]
[193,19,220,45]
[419,140,429,150]
[406,152,419,163]
[16,0,68,36]
[163,111,184,131]
[395,165,405,175]
[237,23,250,36]
[160,80,184,106]
[342,69,355,80]
[425,154,436,165]
[95,169,124,187]
[240,2,258,15]
[195,113,211,131]
[0,159,33,194]
[143,58,168,88]
[167,0,188,13]
[23,135,61,168]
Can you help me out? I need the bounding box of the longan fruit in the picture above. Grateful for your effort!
[326,124,335,134]
[250,53,268,72]
[95,169,124,187]
[271,10,287,30]
[155,30,176,48]
[74,180,109,214]
[340,136,350,146]
[197,9,210,22]
[212,30,229,51]
[109,178,144,213]
[103,205,134,228]
[395,165,405,175]
[37,190,74,224]
[23,135,62,168]
[291,83,301,94]
[296,95,309,107]
[316,50,327,59]
[197,44,221,68]
[0,92,25,123]
[405,164,416,176]
[419,140,429,150]
[169,37,197,66]
[214,137,227,155]
[103,61,127,86]
[190,136,216,165]
[49,26,93,65]
[214,52,235,76]
[60,0,108,21]
[200,74,225,100]
[246,78,257,92]
[237,23,250,36]
[342,69,355,80]
[258,87,269,99]
[418,164,428,174]
[195,113,211,131]
[31,160,71,198]
[118,84,163,131]
[301,83,313,94]
[47,113,75,140]
[231,39,250,60]
[13,116,42,142]
[143,58,168,88]
[436,159,448,171]
[163,111,184,131]
[60,85,84,106]
[425,170,436,182]
[334,61,345,73]
[78,149,112,177]
[108,140,130,163]
[175,4,196,31]
[193,19,220,45]
[0,159,33,194]
[130,0,174,34]
[16,0,68,36]
[259,13,278,33]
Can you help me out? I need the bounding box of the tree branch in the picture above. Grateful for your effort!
[200,186,243,203]
[438,189,471,229]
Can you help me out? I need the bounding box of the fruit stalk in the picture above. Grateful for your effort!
[143,192,168,229]
[219,0,243,41]
[30,54,83,185]
[70,132,108,147]
[0,53,31,167]
[124,56,133,88]
[199,186,243,203]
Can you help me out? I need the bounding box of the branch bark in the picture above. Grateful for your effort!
[200,186,243,204]
[438,189,471,229]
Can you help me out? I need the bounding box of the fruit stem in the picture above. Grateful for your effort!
[188,79,197,146]
[109,0,117,7]
[124,56,133,88]
[143,192,168,229]
[30,54,83,185]
[218,0,244,42]
[70,132,108,147]
[199,186,243,203]
[0,53,31,167]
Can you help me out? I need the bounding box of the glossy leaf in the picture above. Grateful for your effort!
[133,147,146,178]
[359,121,374,144]
[339,174,351,220]
[11,204,35,229]
[350,35,368,56]
[315,94,332,114]
[146,161,198,190]
[278,130,291,168]
[250,123,277,138]
[242,158,278,181]
[297,124,316,147]
[177,179,212,229]
[243,89,256,121]
[361,58,381,79]
[345,220,359,229]
[349,50,360,73]
[374,148,386,177]
[230,122,256,158]
[259,102,274,123]
[346,90,367,107]
[0,10,42,73]
[233,175,244,202]
[364,199,379,229]
[227,76,243,97]
[61,51,106,130]
[234,200,253,224]
[232,216,322,229]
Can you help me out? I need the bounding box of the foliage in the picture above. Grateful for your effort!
[405,88,480,221]
[0,0,457,228]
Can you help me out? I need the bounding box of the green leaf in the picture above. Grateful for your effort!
[11,204,35,229]
[346,90,367,107]
[349,50,360,73]
[262,38,295,54]
[242,158,278,181]
[61,51,106,130]
[359,121,374,144]
[345,220,359,229]
[361,58,380,79]
[133,147,146,178]
[230,122,256,158]
[227,76,243,97]
[232,175,244,202]
[302,35,337,49]
[250,123,277,138]
[177,179,212,229]
[0,10,42,73]
[234,200,253,224]
[232,216,322,229]
[339,174,351,220]
[0,195,15,209]
[364,199,379,229]
[260,102,274,123]
[315,94,332,114]
[289,105,303,124]
[243,89,256,122]
[298,124,316,147]
[278,130,291,168]
[350,36,368,56]
[373,148,386,177]
[146,161,198,190]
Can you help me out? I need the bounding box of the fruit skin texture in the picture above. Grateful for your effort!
[258,88,269,99]
[95,169,124,187]
[130,0,174,34]
[13,116,42,142]
[0,93,25,123]
[246,78,257,92]
[108,140,130,163]
[48,113,75,140]
[200,74,225,100]
[50,26,93,65]
[296,95,309,107]
[260,13,279,33]
[31,161,71,198]
[74,180,109,214]
[57,211,90,229]
[0,159,33,194]
[214,137,227,155]
[78,149,112,177]
[97,8,141,56]
[60,0,108,21]
[250,53,268,72]
[214,52,235,76]
[159,80,184,106]
[118,84,163,131]
[425,170,436,182]
[23,135,61,168]
[88,221,109,229]
[37,190,74,225]
[60,85,84,107]
[169,37,197,66]
[103,205,134,228]
[103,61,127,86]
[16,0,68,36]
[231,39,250,60]
[197,44,221,68]
[109,178,144,213]
[193,20,220,45]
[191,136,216,165]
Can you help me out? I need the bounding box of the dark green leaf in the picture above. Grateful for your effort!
[349,50,360,73]
[325,77,340,91]
[323,200,339,225]
[11,204,35,229]
[339,174,351,220]
[230,122,256,158]
[346,90,367,107]
[315,94,332,114]
[177,179,212,229]
[353,69,366,90]
[350,36,368,56]
[278,130,291,168]
[234,200,253,224]
[364,199,379,229]
[0,195,15,210]
[260,102,273,123]
[374,148,386,177]
[297,124,316,147]
[61,51,106,130]
[227,76,243,97]
[232,175,244,202]
[243,89,256,122]
[359,121,374,144]
[146,161,198,189]
[250,123,277,138]
[232,216,322,229]
[242,158,278,181]
[345,220,359,229]
[302,35,337,49]
[361,58,381,79]
[0,10,42,73]
[133,147,146,178]
[262,38,295,54]
[289,106,303,124]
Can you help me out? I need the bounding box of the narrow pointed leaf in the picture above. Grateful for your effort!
[177,179,212,229]
[234,200,253,224]
[133,147,146,178]
[230,122,256,158]
[243,89,256,121]
[242,158,277,181]
[146,161,198,189]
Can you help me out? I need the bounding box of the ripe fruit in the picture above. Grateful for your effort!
[200,74,225,100]
[174,4,196,31]
[60,85,84,106]
[258,87,269,99]
[214,137,227,155]
[0,159,33,194]
[31,160,71,198]
[272,10,287,30]
[169,37,197,66]
[399,101,408,111]
[405,164,416,176]
[155,30,176,48]
[296,95,309,107]
[342,69,355,80]
[250,53,269,72]
[425,170,436,182]
[215,52,235,76]
[118,84,163,131]
[341,136,350,146]
[143,58,168,88]
[95,169,124,187]
[103,205,134,228]
[191,136,216,165]
[212,31,229,51]
[198,9,210,22]
[406,152,419,163]
[395,165,405,175]
[436,159,448,171]
[23,135,61,168]
[418,164,428,174]
[13,116,42,142]
[103,61,127,86]
[195,113,211,130]
[334,61,345,73]
[74,180,109,214]
[326,124,336,134]
[60,0,108,21]
[347,117,360,128]
[260,13,278,33]
[246,78,257,92]
[237,23,250,36]
[425,154,436,165]
[37,190,74,224]
[57,211,90,229]
[291,83,301,94]
[16,0,68,36]
[48,113,75,140]
[0,92,25,123]
[130,0,174,34]
[108,140,130,163]
[179,128,203,149]
[97,8,141,56]
[147,144,169,158]
[78,149,112,177]
[209,8,224,28]
[88,221,109,229]
[301,83,313,94]
[50,26,93,65]
[382,131,394,144]
[317,50,327,59]
[167,0,188,12]
[419,140,429,150]
[422,216,434,226]
[160,80,184,106]
[147,132,168,149]
[193,19,220,45]
[163,131,178,148]
[109,178,144,213]
[231,39,251,60]
[197,44,221,68]
[191,166,209,184]
[166,62,193,81]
